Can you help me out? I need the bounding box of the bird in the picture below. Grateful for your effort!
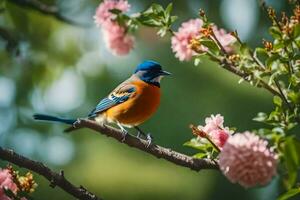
[33,60,171,146]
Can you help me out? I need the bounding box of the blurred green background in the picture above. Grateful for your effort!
[0,0,291,199]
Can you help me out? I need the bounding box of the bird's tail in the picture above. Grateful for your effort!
[33,114,76,125]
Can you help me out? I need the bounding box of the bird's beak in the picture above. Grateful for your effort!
[159,70,172,76]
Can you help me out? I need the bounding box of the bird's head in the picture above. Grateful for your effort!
[134,60,171,87]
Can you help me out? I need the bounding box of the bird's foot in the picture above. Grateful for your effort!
[134,126,153,147]
[136,131,142,139]
[72,118,82,128]
[116,122,128,142]
[120,128,128,142]
[145,133,153,148]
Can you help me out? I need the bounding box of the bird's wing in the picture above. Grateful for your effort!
[88,83,136,118]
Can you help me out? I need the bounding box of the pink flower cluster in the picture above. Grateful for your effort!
[171,19,203,61]
[171,19,236,61]
[219,132,277,188]
[0,168,18,200]
[198,114,231,148]
[94,0,134,55]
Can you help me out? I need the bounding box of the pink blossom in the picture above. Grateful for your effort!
[219,132,277,188]
[102,22,134,55]
[0,169,18,200]
[198,114,231,148]
[94,0,130,27]
[202,114,224,133]
[210,129,230,148]
[171,19,204,61]
[94,0,134,55]
[212,26,236,53]
[171,19,236,61]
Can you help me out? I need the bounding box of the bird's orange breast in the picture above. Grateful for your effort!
[104,80,161,126]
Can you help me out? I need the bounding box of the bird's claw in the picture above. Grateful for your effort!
[145,133,153,148]
[121,129,128,142]
[136,131,141,139]
[135,129,153,147]
[72,118,81,128]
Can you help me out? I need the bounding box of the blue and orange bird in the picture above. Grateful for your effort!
[33,60,171,145]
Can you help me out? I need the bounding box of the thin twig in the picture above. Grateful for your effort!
[235,31,266,70]
[0,147,102,200]
[207,27,282,96]
[205,50,281,96]
[274,80,290,110]
[210,33,227,55]
[274,80,300,123]
[73,119,219,171]
[260,0,282,30]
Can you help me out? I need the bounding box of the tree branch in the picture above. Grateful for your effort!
[0,147,103,200]
[7,0,90,27]
[73,119,219,171]
[205,51,281,97]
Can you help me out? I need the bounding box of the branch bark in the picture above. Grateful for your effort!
[0,147,103,200]
[7,0,90,27]
[74,119,219,171]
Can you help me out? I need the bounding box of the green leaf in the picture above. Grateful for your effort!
[255,47,269,63]
[293,24,300,38]
[165,3,173,14]
[253,112,268,122]
[170,16,178,23]
[273,39,285,50]
[183,139,203,150]
[282,136,300,189]
[288,91,300,104]
[193,152,207,158]
[266,54,280,70]
[269,26,282,39]
[273,96,283,107]
[138,17,162,27]
[157,27,167,37]
[285,137,300,167]
[165,3,173,19]
[200,38,220,54]
[240,43,249,54]
[284,172,298,191]
[151,3,164,14]
[278,188,300,200]
[272,127,285,134]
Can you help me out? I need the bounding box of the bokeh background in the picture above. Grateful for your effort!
[0,0,292,199]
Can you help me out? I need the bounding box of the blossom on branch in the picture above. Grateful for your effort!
[171,19,204,61]
[171,19,236,61]
[94,0,130,26]
[94,0,134,55]
[197,114,231,149]
[219,132,277,188]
